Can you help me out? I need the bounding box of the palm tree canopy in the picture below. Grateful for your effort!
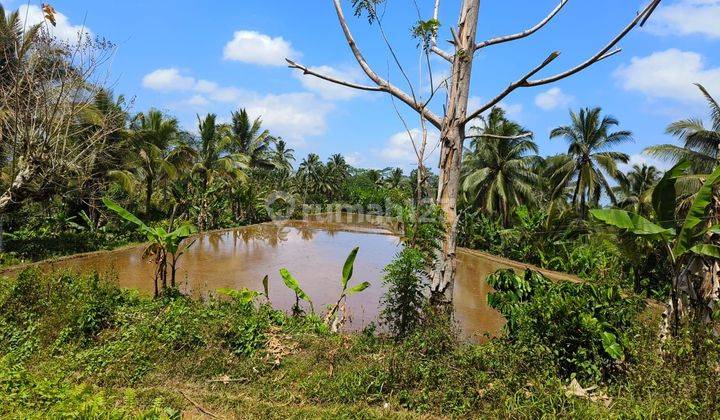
[229,108,273,169]
[461,107,540,223]
[549,107,632,211]
[271,139,295,172]
[615,164,660,215]
[646,84,720,174]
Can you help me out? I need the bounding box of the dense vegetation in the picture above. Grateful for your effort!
[1,4,719,418]
[2,270,718,418]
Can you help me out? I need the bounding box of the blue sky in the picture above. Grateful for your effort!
[3,0,719,172]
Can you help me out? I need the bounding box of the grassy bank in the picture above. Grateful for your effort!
[1,270,718,419]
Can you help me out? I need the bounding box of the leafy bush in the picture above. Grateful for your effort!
[222,309,274,357]
[487,269,644,382]
[381,248,428,338]
[457,205,635,285]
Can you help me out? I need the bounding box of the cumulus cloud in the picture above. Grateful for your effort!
[244,92,333,146]
[614,49,720,103]
[647,0,720,39]
[17,4,92,44]
[223,30,299,66]
[293,65,363,100]
[344,152,364,167]
[614,48,720,103]
[142,68,246,102]
[186,95,209,107]
[379,128,440,168]
[142,68,196,91]
[467,96,524,123]
[143,67,335,146]
[534,87,574,111]
[498,102,523,120]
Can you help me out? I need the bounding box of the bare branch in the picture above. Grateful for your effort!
[466,132,534,140]
[431,45,454,62]
[465,0,662,124]
[427,0,453,62]
[464,51,560,123]
[286,59,383,92]
[525,0,661,86]
[320,0,443,129]
[475,0,570,50]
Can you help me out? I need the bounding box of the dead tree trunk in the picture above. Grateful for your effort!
[0,157,42,215]
[431,0,480,304]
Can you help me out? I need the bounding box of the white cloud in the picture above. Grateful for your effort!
[194,79,219,94]
[207,86,244,103]
[344,152,364,167]
[144,66,335,146]
[379,128,440,167]
[647,0,720,39]
[244,92,333,146]
[498,101,523,120]
[17,4,92,44]
[614,49,720,103]
[421,68,451,95]
[186,94,209,107]
[142,68,196,91]
[619,153,674,174]
[534,87,573,111]
[142,68,246,102]
[467,96,524,123]
[223,30,299,66]
[294,65,362,100]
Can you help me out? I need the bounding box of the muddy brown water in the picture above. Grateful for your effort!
[0,215,578,341]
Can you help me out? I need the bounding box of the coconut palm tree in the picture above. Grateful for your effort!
[615,164,660,217]
[131,110,195,213]
[549,107,632,219]
[228,108,273,169]
[385,167,405,189]
[327,154,349,179]
[0,5,40,87]
[365,169,384,187]
[297,153,331,200]
[271,139,295,173]
[461,107,540,225]
[193,113,247,192]
[646,84,720,175]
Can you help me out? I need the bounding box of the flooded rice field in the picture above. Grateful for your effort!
[2,215,576,340]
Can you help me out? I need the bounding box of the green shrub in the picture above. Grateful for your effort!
[380,248,428,339]
[488,269,644,382]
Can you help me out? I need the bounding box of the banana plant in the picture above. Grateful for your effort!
[279,268,313,315]
[278,247,370,330]
[217,275,270,308]
[590,160,720,336]
[217,288,261,308]
[103,198,197,297]
[324,247,370,329]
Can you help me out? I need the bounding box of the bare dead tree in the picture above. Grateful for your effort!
[0,13,121,219]
[288,0,663,305]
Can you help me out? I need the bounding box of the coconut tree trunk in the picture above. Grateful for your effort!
[430,0,480,306]
[661,257,720,340]
[145,176,154,214]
